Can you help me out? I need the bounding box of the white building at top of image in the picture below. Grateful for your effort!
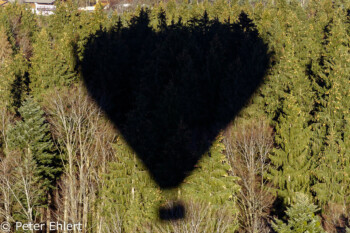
[6,0,56,15]
[27,0,55,15]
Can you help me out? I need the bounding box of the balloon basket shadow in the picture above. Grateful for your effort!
[159,200,185,221]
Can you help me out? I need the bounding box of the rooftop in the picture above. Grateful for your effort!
[24,0,55,4]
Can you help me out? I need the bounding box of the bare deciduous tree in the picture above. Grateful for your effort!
[0,153,15,224]
[224,120,274,233]
[0,149,43,233]
[0,107,15,224]
[45,87,116,233]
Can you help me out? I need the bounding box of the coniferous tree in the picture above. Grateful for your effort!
[180,135,240,231]
[8,97,62,195]
[182,134,240,206]
[8,53,30,112]
[310,12,350,206]
[29,29,76,97]
[260,8,316,123]
[272,193,325,233]
[3,2,350,231]
[100,136,160,232]
[268,94,312,204]
[0,3,36,58]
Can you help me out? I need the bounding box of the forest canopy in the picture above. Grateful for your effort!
[0,0,350,232]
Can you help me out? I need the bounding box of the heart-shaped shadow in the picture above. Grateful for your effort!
[81,10,269,190]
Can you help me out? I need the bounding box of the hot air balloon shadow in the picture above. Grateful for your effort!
[81,9,271,220]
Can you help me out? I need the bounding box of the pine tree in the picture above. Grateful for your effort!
[272,193,325,233]
[180,134,240,231]
[268,94,312,204]
[47,0,106,61]
[0,4,36,111]
[8,53,30,112]
[181,134,240,206]
[100,136,161,232]
[310,12,350,206]
[8,97,62,195]
[260,5,317,123]
[29,29,76,97]
[47,0,80,38]
[0,3,37,58]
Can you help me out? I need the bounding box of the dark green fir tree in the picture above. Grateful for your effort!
[8,97,62,195]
